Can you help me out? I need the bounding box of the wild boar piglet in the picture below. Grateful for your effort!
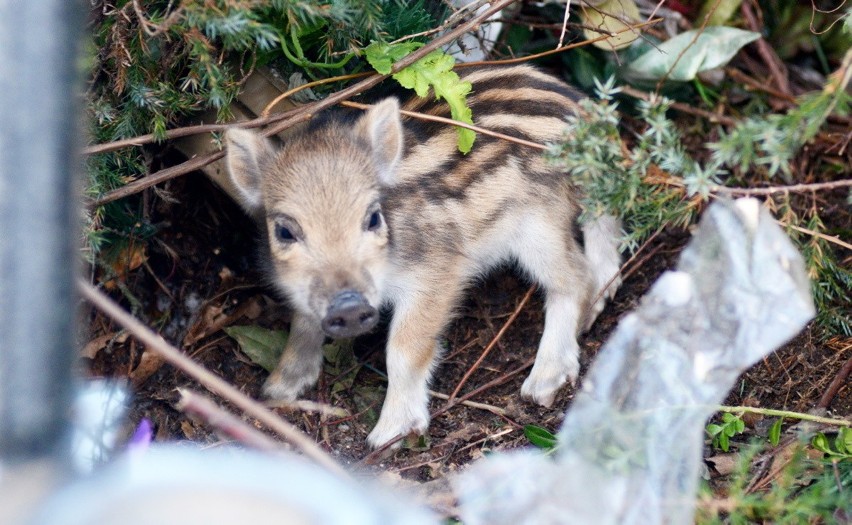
[224,64,622,449]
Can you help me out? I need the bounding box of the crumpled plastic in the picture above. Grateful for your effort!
[455,199,815,525]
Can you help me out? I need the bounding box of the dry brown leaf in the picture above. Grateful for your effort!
[129,350,165,389]
[80,331,129,359]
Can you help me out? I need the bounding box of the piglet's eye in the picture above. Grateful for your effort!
[367,210,382,231]
[276,225,296,243]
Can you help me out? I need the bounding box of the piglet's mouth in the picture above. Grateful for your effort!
[320,290,379,338]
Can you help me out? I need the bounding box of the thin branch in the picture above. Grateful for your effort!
[817,347,852,409]
[717,405,851,427]
[447,285,536,403]
[361,357,535,463]
[621,85,737,126]
[77,279,350,479]
[713,179,852,196]
[782,221,852,251]
[176,388,285,452]
[341,100,547,151]
[428,390,506,416]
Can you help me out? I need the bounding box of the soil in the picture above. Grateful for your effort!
[84,168,851,502]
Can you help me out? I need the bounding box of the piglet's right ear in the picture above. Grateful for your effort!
[224,128,274,213]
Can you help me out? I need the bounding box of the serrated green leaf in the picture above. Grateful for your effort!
[224,325,287,372]
[768,418,783,446]
[364,40,422,75]
[706,423,723,437]
[524,424,558,450]
[366,43,475,153]
[624,27,760,82]
[734,418,746,433]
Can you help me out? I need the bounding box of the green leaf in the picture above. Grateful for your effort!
[841,427,852,454]
[706,423,723,437]
[768,418,783,446]
[364,41,422,75]
[624,27,760,82]
[524,424,558,450]
[224,325,287,372]
[718,432,730,452]
[322,340,358,394]
[365,42,475,153]
[811,432,831,454]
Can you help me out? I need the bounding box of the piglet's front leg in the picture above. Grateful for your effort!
[262,311,325,401]
[367,274,461,449]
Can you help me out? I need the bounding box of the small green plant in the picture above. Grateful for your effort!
[696,439,851,524]
[524,424,558,451]
[812,427,852,460]
[548,68,851,336]
[365,41,475,153]
[706,413,746,452]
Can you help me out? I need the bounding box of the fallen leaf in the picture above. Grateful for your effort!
[624,26,760,82]
[80,331,128,359]
[224,325,288,372]
[130,350,165,389]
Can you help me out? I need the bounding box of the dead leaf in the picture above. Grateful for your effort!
[706,453,738,476]
[80,331,128,359]
[184,296,266,346]
[224,325,288,372]
[129,350,165,389]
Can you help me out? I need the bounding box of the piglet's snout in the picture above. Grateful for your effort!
[321,291,378,338]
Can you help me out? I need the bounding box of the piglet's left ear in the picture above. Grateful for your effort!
[353,98,403,186]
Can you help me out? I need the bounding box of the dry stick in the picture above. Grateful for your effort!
[447,285,537,403]
[817,348,852,409]
[77,279,350,479]
[783,222,852,252]
[741,0,791,96]
[84,106,307,156]
[341,100,547,150]
[361,357,536,464]
[713,179,852,196]
[88,0,517,208]
[620,85,737,126]
[428,390,506,416]
[176,388,285,453]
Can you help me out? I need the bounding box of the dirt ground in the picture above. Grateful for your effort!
[84,168,851,491]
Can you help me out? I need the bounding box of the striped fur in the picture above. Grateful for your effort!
[224,64,622,449]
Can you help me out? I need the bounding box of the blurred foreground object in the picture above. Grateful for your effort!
[455,198,815,525]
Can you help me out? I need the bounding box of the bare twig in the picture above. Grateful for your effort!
[361,357,535,463]
[817,345,852,409]
[447,285,536,402]
[718,405,851,427]
[741,0,791,95]
[621,85,737,126]
[176,388,285,452]
[713,179,852,196]
[77,279,350,479]
[428,390,506,416]
[782,222,852,251]
[341,100,548,150]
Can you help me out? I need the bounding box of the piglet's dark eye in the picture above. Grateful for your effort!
[367,210,382,231]
[276,225,296,242]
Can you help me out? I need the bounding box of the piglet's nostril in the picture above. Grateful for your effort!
[321,291,378,338]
